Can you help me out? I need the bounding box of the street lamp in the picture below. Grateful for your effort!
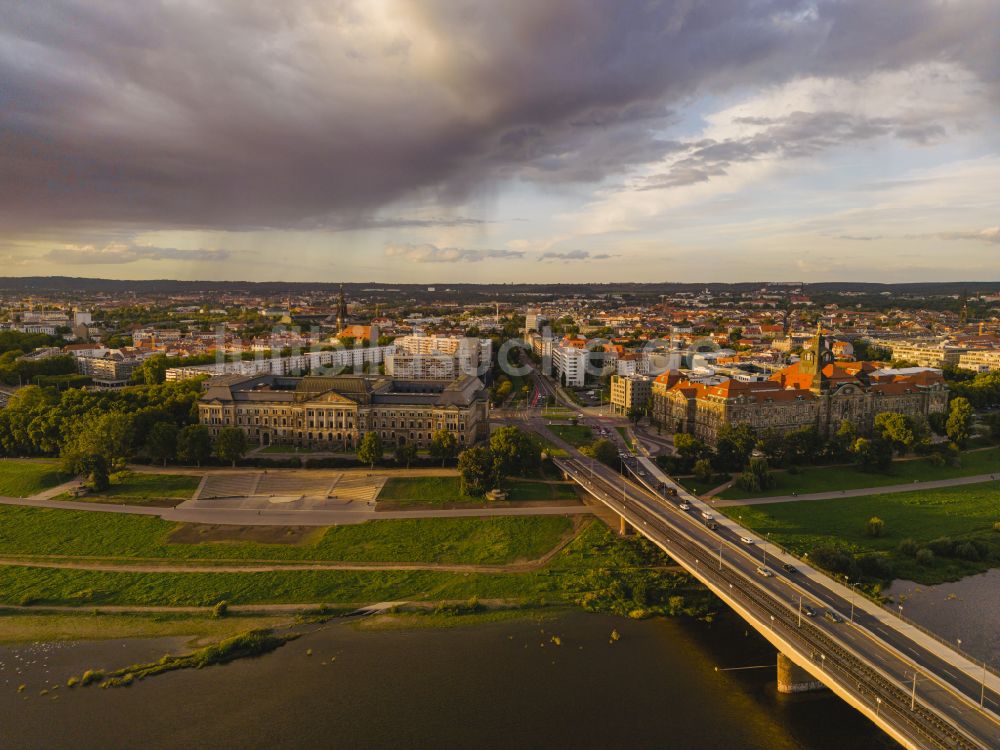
[770,615,775,631]
[876,697,882,718]
[820,653,826,672]
[848,579,856,623]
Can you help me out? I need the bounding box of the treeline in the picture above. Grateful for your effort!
[945,368,1000,409]
[660,399,978,492]
[0,380,203,460]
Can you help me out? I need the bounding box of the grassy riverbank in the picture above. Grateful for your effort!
[722,482,1000,585]
[718,447,1000,500]
[0,522,708,617]
[0,505,574,565]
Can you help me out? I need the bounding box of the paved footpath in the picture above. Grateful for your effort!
[0,493,596,526]
[710,472,1000,507]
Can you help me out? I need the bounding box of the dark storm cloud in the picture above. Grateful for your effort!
[1,0,997,232]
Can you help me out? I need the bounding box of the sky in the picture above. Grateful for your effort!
[2,0,999,284]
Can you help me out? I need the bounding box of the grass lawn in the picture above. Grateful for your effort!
[0,459,70,497]
[0,521,698,609]
[258,445,324,454]
[0,504,573,567]
[378,476,469,504]
[718,447,1000,500]
[377,475,579,507]
[615,426,634,450]
[502,479,579,502]
[547,424,594,448]
[721,482,1000,585]
[56,473,201,507]
[541,407,575,419]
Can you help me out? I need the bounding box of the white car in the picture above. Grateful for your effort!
[740,536,755,545]
[679,502,691,511]
[700,511,713,520]
[755,566,774,577]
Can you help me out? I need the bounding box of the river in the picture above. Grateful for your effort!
[0,611,898,750]
[885,568,1000,670]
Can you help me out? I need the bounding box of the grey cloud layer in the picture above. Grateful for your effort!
[384,243,523,263]
[45,243,229,264]
[2,0,998,233]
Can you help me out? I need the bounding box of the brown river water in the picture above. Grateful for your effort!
[0,610,899,750]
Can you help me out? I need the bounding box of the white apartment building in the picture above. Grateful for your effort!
[385,335,491,379]
[957,349,1000,372]
[166,345,394,381]
[553,343,589,387]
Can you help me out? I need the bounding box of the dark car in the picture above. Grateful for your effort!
[824,609,843,624]
[802,605,816,617]
[782,563,797,573]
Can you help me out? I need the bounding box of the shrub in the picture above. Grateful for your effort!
[955,542,982,562]
[897,538,919,557]
[858,553,894,580]
[927,537,955,557]
[994,522,1000,533]
[915,548,935,566]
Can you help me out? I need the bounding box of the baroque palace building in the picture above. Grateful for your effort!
[198,373,489,451]
[651,326,949,445]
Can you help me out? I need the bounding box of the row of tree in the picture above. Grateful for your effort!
[457,426,541,496]
[667,398,977,480]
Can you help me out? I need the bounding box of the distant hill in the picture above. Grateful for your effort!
[0,276,998,299]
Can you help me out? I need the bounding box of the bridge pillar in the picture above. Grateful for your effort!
[618,514,633,536]
[776,652,826,694]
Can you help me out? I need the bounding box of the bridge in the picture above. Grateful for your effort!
[545,446,1000,750]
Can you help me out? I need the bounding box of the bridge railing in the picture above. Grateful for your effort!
[626,457,1000,684]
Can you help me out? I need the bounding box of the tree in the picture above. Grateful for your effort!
[429,429,458,467]
[214,427,248,467]
[489,426,540,477]
[737,457,775,493]
[851,436,892,471]
[945,397,974,447]
[830,419,857,461]
[145,421,178,466]
[177,424,212,466]
[866,516,885,537]
[874,411,916,455]
[133,354,168,385]
[394,440,418,468]
[458,445,501,496]
[783,425,822,465]
[582,438,618,467]
[357,431,383,469]
[60,410,136,472]
[672,433,709,473]
[693,458,713,483]
[715,423,756,471]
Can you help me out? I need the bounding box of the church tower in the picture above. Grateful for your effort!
[336,285,348,331]
[799,321,833,393]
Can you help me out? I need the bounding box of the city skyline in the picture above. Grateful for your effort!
[2,1,999,283]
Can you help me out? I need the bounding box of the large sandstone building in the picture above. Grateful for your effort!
[199,373,489,451]
[652,327,949,445]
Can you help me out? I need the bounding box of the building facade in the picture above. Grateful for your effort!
[610,374,652,416]
[384,335,491,380]
[652,328,949,445]
[198,373,489,451]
